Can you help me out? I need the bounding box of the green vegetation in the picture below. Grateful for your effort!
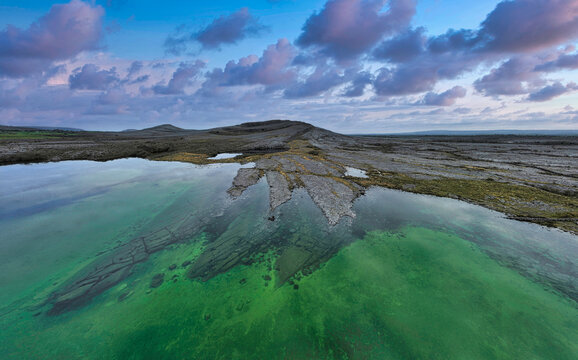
[2,227,576,359]
[355,170,578,234]
[0,130,75,139]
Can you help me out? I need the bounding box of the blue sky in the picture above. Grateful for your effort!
[1,0,577,132]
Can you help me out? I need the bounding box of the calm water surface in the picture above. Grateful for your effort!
[0,159,577,359]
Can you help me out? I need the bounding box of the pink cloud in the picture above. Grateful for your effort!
[0,0,104,77]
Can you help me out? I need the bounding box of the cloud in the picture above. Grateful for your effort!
[342,71,374,97]
[85,87,130,115]
[479,0,578,53]
[527,82,578,102]
[370,0,578,98]
[284,64,351,98]
[535,52,578,72]
[199,39,296,96]
[296,0,416,60]
[373,64,437,96]
[153,61,205,95]
[126,61,143,78]
[69,64,120,90]
[427,0,578,55]
[165,8,267,54]
[373,27,426,62]
[419,86,467,106]
[473,57,539,96]
[0,0,104,77]
[97,88,127,105]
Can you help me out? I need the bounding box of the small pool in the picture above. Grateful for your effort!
[208,153,242,160]
[344,166,368,178]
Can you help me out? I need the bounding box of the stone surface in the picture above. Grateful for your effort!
[228,168,261,198]
[265,171,292,210]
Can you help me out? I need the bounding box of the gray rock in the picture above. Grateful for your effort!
[228,168,262,198]
[300,175,360,226]
[266,171,292,210]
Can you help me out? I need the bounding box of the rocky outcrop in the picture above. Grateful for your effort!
[228,168,261,197]
[227,153,365,226]
[300,175,361,225]
[265,171,292,210]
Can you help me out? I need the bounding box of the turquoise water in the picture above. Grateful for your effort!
[0,159,576,359]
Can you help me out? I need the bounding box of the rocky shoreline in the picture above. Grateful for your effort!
[2,120,576,235]
[2,120,577,314]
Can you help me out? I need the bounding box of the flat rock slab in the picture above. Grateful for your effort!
[301,175,360,226]
[266,171,292,210]
[228,168,262,198]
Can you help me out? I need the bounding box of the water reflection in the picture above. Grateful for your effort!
[0,159,577,359]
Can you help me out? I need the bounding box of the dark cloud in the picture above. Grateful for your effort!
[165,8,267,54]
[419,86,467,106]
[480,0,578,53]
[0,0,104,77]
[296,0,416,60]
[342,71,373,97]
[373,27,426,62]
[69,64,120,90]
[127,61,143,78]
[373,65,437,96]
[427,29,481,54]
[153,61,205,95]
[535,52,578,72]
[369,0,578,99]
[527,82,578,102]
[284,64,351,98]
[473,57,538,96]
[427,0,578,55]
[129,75,150,84]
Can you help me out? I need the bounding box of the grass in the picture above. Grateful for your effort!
[0,131,74,140]
[354,169,578,234]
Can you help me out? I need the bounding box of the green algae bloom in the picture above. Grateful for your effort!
[0,159,576,359]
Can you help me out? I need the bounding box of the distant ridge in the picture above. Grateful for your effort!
[358,129,578,136]
[0,125,84,132]
[122,124,196,137]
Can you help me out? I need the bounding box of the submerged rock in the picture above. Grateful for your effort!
[150,273,164,288]
[46,186,227,315]
[118,290,133,302]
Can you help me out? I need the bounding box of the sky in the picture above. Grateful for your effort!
[1,0,578,133]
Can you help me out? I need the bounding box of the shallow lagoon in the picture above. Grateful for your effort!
[0,159,577,359]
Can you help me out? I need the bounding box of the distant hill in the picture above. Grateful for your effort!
[120,124,196,137]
